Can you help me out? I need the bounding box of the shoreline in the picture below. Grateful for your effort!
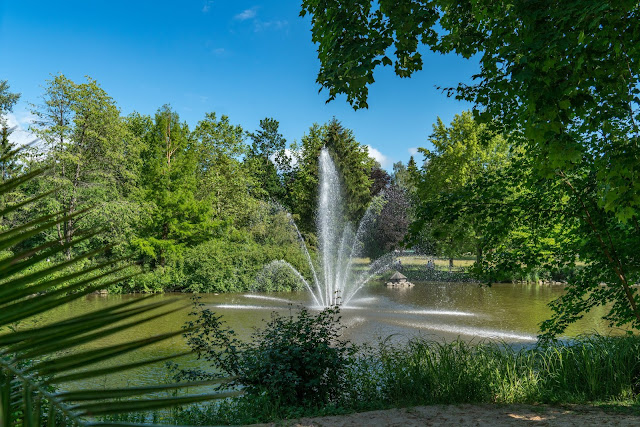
[94,279,569,296]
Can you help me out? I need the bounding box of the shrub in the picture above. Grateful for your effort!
[253,261,305,292]
[180,240,310,293]
[175,300,358,408]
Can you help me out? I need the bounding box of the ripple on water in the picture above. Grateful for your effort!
[210,304,280,310]
[349,297,378,304]
[390,309,476,317]
[391,320,536,341]
[242,294,293,303]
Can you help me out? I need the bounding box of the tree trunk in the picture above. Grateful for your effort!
[476,243,483,265]
[449,257,454,272]
[64,154,82,260]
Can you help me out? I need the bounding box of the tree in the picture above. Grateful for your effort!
[192,112,258,225]
[287,118,375,234]
[135,105,214,268]
[301,1,640,335]
[0,80,20,115]
[30,75,135,259]
[0,80,21,182]
[410,112,510,265]
[370,164,391,196]
[392,161,417,195]
[301,0,640,223]
[363,184,410,259]
[0,81,22,228]
[246,117,290,203]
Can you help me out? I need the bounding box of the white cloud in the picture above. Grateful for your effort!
[269,148,298,168]
[205,41,227,56]
[408,147,419,155]
[202,1,214,13]
[4,111,38,148]
[233,7,287,32]
[235,7,257,21]
[254,19,288,32]
[366,145,390,168]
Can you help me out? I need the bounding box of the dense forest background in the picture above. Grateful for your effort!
[0,75,414,293]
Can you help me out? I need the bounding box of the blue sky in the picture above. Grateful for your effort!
[0,1,478,169]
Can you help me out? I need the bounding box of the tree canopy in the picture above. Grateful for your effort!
[300,1,640,334]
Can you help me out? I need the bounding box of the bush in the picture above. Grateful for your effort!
[174,300,358,408]
[241,306,356,405]
[253,261,305,292]
[121,237,311,293]
[180,240,310,293]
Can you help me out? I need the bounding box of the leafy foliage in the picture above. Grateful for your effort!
[0,81,21,184]
[162,334,640,425]
[30,75,137,261]
[409,112,511,261]
[363,185,410,259]
[9,74,386,295]
[246,117,291,203]
[176,301,358,408]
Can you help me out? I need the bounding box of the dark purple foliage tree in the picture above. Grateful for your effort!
[364,184,409,259]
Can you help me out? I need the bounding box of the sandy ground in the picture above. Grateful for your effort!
[253,404,640,426]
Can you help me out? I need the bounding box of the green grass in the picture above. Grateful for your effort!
[371,335,640,406]
[353,256,477,269]
[398,255,476,268]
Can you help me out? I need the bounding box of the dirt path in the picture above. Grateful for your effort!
[254,404,640,426]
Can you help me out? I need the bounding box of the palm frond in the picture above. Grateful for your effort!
[0,161,237,425]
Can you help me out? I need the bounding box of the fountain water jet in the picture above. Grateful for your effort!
[272,148,392,308]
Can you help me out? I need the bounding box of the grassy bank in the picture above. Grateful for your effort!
[386,256,580,285]
[108,334,640,425]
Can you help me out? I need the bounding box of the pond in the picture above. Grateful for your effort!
[30,281,623,390]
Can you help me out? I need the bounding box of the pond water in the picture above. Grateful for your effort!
[29,282,624,390]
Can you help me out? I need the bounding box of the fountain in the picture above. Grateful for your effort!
[268,148,392,308]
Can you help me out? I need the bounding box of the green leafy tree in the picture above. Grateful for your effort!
[392,160,417,195]
[30,75,136,259]
[411,112,510,265]
[136,105,214,268]
[0,80,21,182]
[0,80,20,114]
[0,126,22,182]
[0,81,22,230]
[288,118,375,233]
[193,112,259,226]
[246,117,290,202]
